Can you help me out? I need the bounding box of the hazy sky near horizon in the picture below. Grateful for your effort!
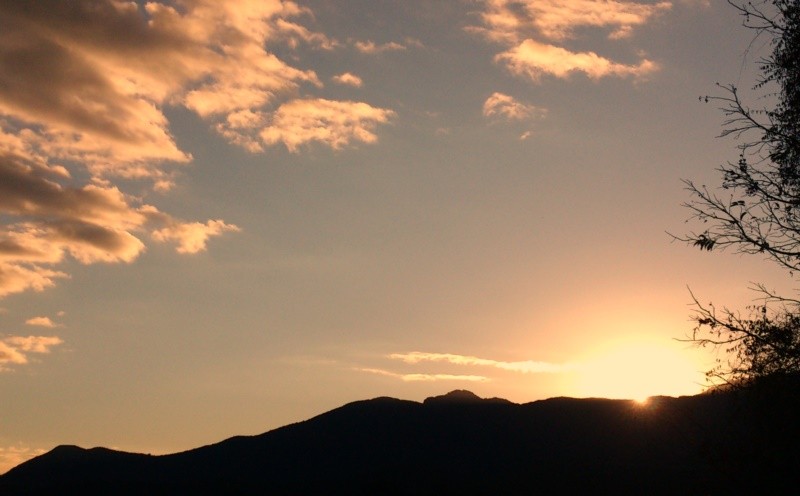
[0,0,794,473]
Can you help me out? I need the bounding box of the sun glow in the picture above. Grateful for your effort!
[572,339,705,400]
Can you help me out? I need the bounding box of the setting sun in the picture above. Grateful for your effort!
[572,339,705,400]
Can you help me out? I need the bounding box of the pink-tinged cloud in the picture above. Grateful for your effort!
[260,99,395,152]
[358,367,489,382]
[389,352,573,373]
[496,39,658,82]
[483,92,547,121]
[332,73,364,87]
[0,335,63,371]
[24,316,57,328]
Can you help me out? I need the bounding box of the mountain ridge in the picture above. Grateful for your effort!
[2,387,798,495]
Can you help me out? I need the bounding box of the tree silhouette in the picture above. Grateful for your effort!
[678,0,800,386]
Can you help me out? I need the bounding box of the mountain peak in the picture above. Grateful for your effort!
[423,390,482,404]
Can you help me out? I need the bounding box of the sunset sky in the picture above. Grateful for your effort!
[1,0,794,472]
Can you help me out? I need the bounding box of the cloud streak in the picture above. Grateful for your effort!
[354,40,407,54]
[389,352,574,374]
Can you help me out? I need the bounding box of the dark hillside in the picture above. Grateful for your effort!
[2,383,798,495]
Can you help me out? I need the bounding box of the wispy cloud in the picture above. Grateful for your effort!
[0,335,63,371]
[358,367,489,382]
[389,352,574,374]
[354,40,407,54]
[483,92,547,121]
[468,0,668,83]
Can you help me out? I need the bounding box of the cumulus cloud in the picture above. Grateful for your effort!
[469,0,668,83]
[496,40,658,82]
[24,316,57,328]
[0,335,63,371]
[389,352,574,373]
[0,132,239,297]
[0,1,397,300]
[260,99,395,152]
[332,73,364,87]
[358,367,489,382]
[483,92,547,121]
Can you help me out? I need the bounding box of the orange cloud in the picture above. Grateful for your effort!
[0,335,63,371]
[497,39,658,82]
[389,352,574,373]
[472,0,671,42]
[0,0,391,159]
[469,0,667,83]
[333,73,364,87]
[483,92,547,121]
[0,130,239,297]
[0,264,67,298]
[24,316,57,328]
[152,220,241,255]
[260,99,395,152]
[0,1,392,302]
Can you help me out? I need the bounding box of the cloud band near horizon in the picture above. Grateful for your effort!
[389,352,575,374]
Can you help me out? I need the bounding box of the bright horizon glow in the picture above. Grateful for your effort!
[571,339,706,400]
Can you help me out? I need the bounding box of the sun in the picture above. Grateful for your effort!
[572,339,705,400]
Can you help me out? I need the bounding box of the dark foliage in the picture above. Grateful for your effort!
[678,0,800,385]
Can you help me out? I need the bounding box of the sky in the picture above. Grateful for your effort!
[0,0,795,472]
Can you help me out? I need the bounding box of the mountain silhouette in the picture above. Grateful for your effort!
[2,381,798,495]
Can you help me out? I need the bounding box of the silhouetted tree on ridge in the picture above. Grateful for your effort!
[677,0,800,387]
